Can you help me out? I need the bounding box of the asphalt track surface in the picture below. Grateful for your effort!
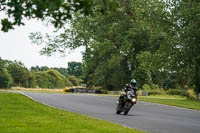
[23,92,200,133]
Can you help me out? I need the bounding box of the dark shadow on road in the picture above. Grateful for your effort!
[115,113,137,117]
[126,114,137,116]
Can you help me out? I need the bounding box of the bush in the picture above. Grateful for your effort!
[147,89,165,95]
[186,89,196,100]
[142,84,165,95]
[63,78,73,87]
[142,84,151,90]
[0,68,13,88]
[142,84,161,90]
[68,76,81,86]
[151,84,160,90]
[35,70,73,89]
[90,86,103,90]
[166,89,187,96]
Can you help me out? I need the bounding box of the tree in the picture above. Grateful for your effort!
[0,68,13,88]
[79,0,172,89]
[31,66,49,71]
[67,61,82,77]
[27,72,36,88]
[0,0,118,32]
[31,65,41,72]
[52,67,68,77]
[35,69,72,88]
[7,61,30,87]
[30,0,172,90]
[171,0,200,100]
[133,51,153,88]
[40,66,49,71]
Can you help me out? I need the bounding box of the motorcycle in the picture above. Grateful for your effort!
[116,90,137,115]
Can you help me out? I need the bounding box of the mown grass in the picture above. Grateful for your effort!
[139,95,200,111]
[0,92,144,133]
[10,88,65,93]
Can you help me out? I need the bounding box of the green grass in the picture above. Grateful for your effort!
[6,88,65,93]
[139,95,200,111]
[0,92,144,133]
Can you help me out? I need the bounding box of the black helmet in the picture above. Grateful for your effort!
[130,79,136,86]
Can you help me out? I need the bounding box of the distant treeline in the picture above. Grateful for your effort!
[0,57,83,89]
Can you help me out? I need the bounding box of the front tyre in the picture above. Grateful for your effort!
[123,102,133,115]
[123,110,129,115]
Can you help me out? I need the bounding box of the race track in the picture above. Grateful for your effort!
[22,92,200,133]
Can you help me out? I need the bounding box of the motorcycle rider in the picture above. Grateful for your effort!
[119,79,138,106]
[123,79,138,96]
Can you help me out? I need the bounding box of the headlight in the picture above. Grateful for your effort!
[132,98,136,102]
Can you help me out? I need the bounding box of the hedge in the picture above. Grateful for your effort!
[166,89,187,96]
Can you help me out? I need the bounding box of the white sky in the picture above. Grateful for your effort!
[0,19,83,69]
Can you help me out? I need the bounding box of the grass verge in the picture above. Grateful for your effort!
[139,95,200,111]
[10,87,64,93]
[0,92,144,133]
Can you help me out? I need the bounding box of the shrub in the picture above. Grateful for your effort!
[63,78,73,87]
[147,89,165,95]
[138,90,142,96]
[166,89,187,96]
[142,84,151,90]
[186,89,196,100]
[35,72,54,88]
[90,86,103,90]
[35,70,73,89]
[68,76,80,86]
[142,84,161,90]
[151,84,160,90]
[142,84,165,95]
[46,69,63,80]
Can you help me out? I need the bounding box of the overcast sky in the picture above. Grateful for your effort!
[0,19,83,69]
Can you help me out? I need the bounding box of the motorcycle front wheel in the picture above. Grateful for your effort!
[123,102,133,115]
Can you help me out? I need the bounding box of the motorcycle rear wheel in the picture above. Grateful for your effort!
[116,105,122,114]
